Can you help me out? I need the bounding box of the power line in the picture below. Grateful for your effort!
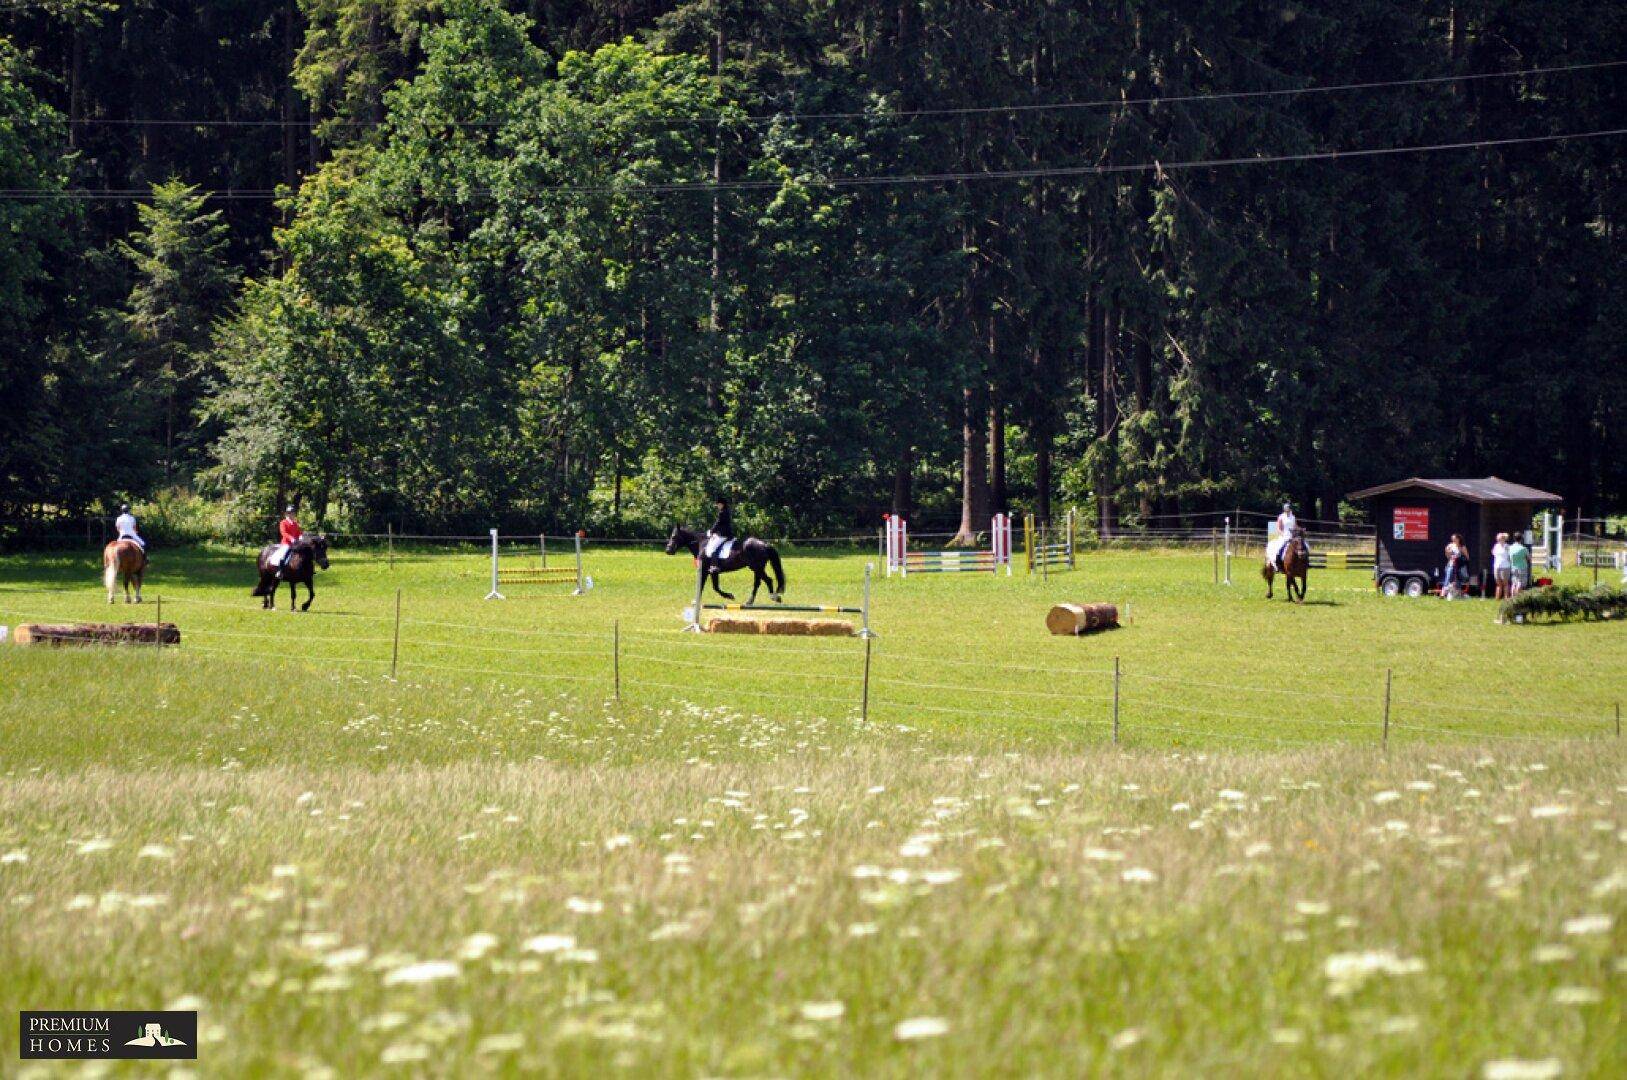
[3,126,1620,202]
[54,58,1627,130]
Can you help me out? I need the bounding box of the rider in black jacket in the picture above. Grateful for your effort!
[706,497,735,565]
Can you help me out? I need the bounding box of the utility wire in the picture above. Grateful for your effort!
[3,126,1620,201]
[55,58,1627,129]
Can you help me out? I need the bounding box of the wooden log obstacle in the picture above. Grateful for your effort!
[1045,603,1118,636]
[11,621,180,646]
[883,514,1012,576]
[1024,510,1077,576]
[685,564,876,637]
[484,528,589,599]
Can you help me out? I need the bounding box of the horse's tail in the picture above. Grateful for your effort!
[104,553,119,594]
[767,546,786,596]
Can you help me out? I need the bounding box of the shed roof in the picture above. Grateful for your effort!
[1346,476,1563,504]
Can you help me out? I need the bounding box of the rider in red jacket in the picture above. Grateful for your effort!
[275,506,303,578]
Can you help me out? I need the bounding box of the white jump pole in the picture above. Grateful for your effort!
[859,562,876,638]
[683,557,707,632]
[485,528,505,600]
[1223,516,1232,585]
[573,532,586,595]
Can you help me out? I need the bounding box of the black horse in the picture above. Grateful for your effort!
[665,525,786,604]
[252,535,330,611]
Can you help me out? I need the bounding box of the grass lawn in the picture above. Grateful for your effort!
[1,543,1622,1075]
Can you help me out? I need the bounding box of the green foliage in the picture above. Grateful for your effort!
[3,1,1626,536]
[1500,584,1627,625]
[113,179,237,484]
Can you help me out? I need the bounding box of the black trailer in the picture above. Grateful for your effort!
[1346,477,1563,597]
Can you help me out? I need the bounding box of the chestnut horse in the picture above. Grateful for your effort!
[1262,530,1309,603]
[102,539,147,604]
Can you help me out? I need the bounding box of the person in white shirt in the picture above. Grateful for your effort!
[1491,532,1512,600]
[1268,502,1300,569]
[114,503,146,551]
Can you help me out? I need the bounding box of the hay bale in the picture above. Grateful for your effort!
[13,621,180,646]
[1045,603,1118,636]
[705,614,762,635]
[705,615,853,637]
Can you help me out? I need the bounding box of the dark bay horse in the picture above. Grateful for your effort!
[252,535,330,611]
[1262,530,1309,603]
[665,526,786,604]
[102,539,147,604]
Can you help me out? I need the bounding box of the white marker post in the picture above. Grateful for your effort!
[485,528,505,600]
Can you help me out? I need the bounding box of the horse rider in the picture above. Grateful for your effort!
[703,496,735,569]
[114,503,147,554]
[1271,501,1299,570]
[274,505,304,580]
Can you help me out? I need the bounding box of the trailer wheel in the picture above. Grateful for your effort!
[1404,577,1427,598]
[1380,575,1403,597]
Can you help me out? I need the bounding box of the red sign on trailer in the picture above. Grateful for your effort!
[1392,507,1429,540]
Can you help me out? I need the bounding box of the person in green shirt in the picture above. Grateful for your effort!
[1508,535,1531,594]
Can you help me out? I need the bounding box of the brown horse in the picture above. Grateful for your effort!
[102,539,147,604]
[1262,531,1309,603]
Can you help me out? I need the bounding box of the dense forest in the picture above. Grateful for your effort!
[1,0,1622,541]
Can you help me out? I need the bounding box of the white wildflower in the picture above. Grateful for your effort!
[1482,1060,1562,1080]
[521,934,576,954]
[381,961,460,986]
[800,1001,845,1022]
[459,933,499,960]
[893,1017,949,1040]
[1561,914,1612,936]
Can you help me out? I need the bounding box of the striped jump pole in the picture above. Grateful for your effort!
[884,514,908,577]
[891,514,1010,576]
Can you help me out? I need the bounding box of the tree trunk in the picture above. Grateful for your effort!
[706,23,725,416]
[1133,331,1154,521]
[1093,298,1118,537]
[891,452,913,517]
[988,386,1006,514]
[68,24,83,149]
[283,0,301,190]
[954,384,989,544]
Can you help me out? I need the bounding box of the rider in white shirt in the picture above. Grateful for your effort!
[1269,502,1299,569]
[1276,502,1297,541]
[114,504,146,551]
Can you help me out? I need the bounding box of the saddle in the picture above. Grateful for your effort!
[705,535,736,563]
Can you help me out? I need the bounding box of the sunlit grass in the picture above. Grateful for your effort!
[0,544,1622,1074]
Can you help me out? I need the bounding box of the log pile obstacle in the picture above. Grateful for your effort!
[685,563,876,638]
[1024,510,1077,576]
[883,514,1012,576]
[484,528,589,599]
[12,621,180,646]
[1045,603,1118,636]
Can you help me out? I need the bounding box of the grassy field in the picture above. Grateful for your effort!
[1,542,1622,1075]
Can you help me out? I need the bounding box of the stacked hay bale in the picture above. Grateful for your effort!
[705,615,853,637]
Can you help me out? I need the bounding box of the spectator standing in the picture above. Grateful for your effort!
[1508,534,1531,595]
[1491,533,1512,600]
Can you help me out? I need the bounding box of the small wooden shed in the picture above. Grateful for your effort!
[1346,476,1563,595]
